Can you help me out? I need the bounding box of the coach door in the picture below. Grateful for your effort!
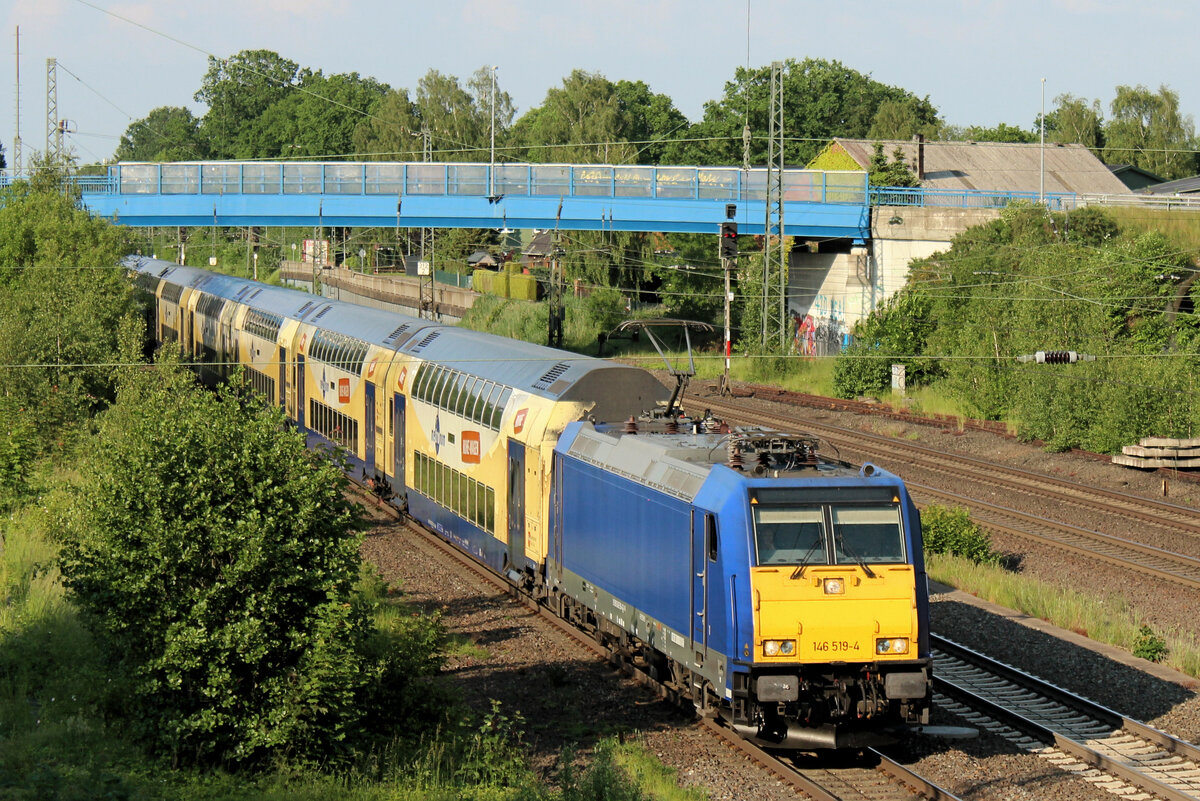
[296,354,306,429]
[364,382,376,474]
[392,393,406,506]
[278,345,288,410]
[507,439,526,570]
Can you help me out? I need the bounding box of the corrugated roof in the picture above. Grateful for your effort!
[831,138,1132,196]
[1142,175,1200,195]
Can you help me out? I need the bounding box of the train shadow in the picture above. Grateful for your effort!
[444,651,696,769]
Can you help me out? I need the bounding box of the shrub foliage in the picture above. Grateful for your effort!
[834,204,1200,451]
[58,358,380,769]
[921,505,999,565]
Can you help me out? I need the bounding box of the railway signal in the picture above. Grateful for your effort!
[719,222,738,259]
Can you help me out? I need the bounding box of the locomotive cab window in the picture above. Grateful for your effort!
[831,505,905,565]
[753,507,826,566]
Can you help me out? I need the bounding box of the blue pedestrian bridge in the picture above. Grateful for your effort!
[71,161,873,241]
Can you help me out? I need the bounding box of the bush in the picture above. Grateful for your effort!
[921,505,1000,565]
[1132,625,1169,663]
[58,359,378,769]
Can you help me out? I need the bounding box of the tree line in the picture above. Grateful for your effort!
[112,50,1200,181]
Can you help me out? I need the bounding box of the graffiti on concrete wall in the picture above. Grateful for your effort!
[792,313,846,357]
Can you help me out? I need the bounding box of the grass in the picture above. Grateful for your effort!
[1105,206,1200,254]
[445,633,491,662]
[609,739,708,801]
[927,552,1200,680]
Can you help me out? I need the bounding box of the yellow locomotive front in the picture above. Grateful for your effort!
[737,487,932,749]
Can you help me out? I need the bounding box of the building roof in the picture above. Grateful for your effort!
[466,250,498,267]
[828,138,1132,196]
[1107,164,1167,191]
[523,230,554,257]
[1141,175,1200,195]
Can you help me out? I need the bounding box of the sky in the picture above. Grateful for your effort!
[1,0,1197,169]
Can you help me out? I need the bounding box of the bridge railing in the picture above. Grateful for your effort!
[100,161,871,204]
[871,186,1080,211]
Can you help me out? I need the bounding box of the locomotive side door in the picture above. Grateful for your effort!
[392,393,407,507]
[507,439,526,570]
[691,511,715,665]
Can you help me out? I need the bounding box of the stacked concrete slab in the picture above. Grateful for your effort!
[1112,437,1200,469]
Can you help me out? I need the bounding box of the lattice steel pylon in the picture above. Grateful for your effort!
[760,61,787,350]
[45,57,61,165]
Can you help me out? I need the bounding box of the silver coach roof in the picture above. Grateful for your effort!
[125,255,441,348]
[126,256,670,417]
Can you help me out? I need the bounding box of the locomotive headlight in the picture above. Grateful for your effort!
[876,638,910,655]
[823,578,845,595]
[763,639,796,656]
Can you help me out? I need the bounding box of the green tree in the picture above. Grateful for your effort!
[510,70,637,163]
[114,106,207,162]
[58,360,373,768]
[612,79,690,164]
[195,49,306,159]
[0,173,138,445]
[868,98,941,141]
[352,88,424,160]
[674,59,940,166]
[1045,93,1105,151]
[959,122,1036,143]
[868,143,918,187]
[247,71,389,159]
[353,67,513,162]
[1104,84,1197,180]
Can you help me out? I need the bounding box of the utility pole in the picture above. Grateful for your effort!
[13,27,21,175]
[548,200,564,348]
[1039,78,1046,205]
[489,65,497,198]
[419,128,434,319]
[720,205,738,395]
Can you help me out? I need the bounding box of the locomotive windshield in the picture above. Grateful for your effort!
[753,503,906,566]
[753,507,826,566]
[831,505,906,565]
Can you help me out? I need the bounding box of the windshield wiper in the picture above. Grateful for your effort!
[789,534,825,580]
[835,529,876,578]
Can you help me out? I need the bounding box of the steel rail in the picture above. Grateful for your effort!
[933,634,1200,801]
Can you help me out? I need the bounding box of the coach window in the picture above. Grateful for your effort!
[478,384,498,428]
[412,364,428,398]
[436,369,457,410]
[469,379,488,423]
[456,376,477,417]
[492,388,511,429]
[429,368,449,408]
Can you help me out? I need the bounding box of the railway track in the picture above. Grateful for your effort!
[692,393,1200,590]
[354,486,961,801]
[933,634,1200,801]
